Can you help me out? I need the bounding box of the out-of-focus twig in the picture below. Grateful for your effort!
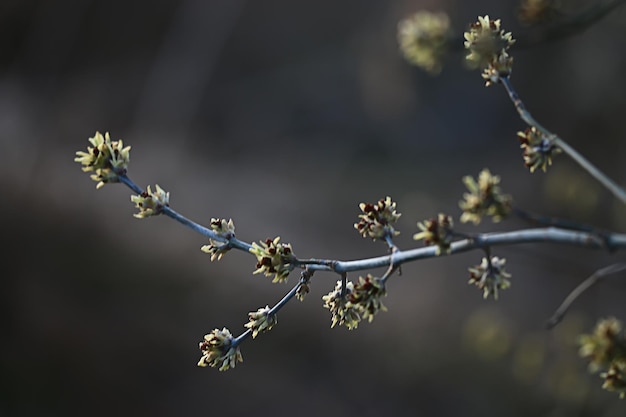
[546,262,626,329]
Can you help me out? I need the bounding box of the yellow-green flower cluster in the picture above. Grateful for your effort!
[459,169,512,224]
[250,237,296,283]
[468,256,511,300]
[197,328,243,371]
[201,218,236,261]
[322,280,360,330]
[130,184,170,218]
[579,317,626,398]
[74,131,131,189]
[397,11,451,74]
[354,196,401,241]
[323,275,388,329]
[601,362,626,399]
[414,213,454,255]
[348,274,388,323]
[244,305,277,339]
[295,266,314,301]
[517,126,561,173]
[464,16,515,85]
[296,280,310,302]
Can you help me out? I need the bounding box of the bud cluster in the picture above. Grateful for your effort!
[579,317,626,398]
[414,213,454,255]
[348,274,388,323]
[463,15,515,85]
[322,280,361,330]
[197,328,243,371]
[74,131,131,189]
[468,256,512,299]
[323,275,388,329]
[354,196,401,241]
[244,306,277,339]
[201,218,236,261]
[517,126,561,173]
[130,184,170,218]
[459,169,512,225]
[250,237,296,283]
[397,11,452,74]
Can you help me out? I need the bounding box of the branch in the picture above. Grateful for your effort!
[500,76,626,205]
[546,262,626,329]
[119,172,626,275]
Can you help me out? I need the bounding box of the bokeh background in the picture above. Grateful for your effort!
[2,0,626,416]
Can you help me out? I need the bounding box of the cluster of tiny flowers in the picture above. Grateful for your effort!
[579,317,626,398]
[397,11,452,74]
[459,169,512,224]
[296,271,313,302]
[348,274,388,323]
[414,213,454,255]
[322,276,388,329]
[244,306,277,339]
[200,218,236,261]
[74,131,131,189]
[463,15,515,85]
[354,196,401,241]
[130,185,170,218]
[518,0,560,25]
[197,328,243,371]
[296,282,310,301]
[468,256,511,300]
[322,280,361,330]
[250,237,296,283]
[517,126,561,173]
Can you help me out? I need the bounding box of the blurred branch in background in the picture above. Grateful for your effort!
[131,0,245,136]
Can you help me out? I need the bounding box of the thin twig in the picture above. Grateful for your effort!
[546,262,626,329]
[233,281,302,346]
[513,207,599,233]
[500,77,626,205]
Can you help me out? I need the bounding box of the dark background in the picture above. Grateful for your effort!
[2,0,626,416]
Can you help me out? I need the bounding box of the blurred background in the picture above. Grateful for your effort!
[2,0,626,416]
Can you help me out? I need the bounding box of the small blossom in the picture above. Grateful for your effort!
[249,237,296,283]
[459,169,512,224]
[295,270,313,302]
[518,0,560,25]
[296,282,310,302]
[354,196,401,241]
[579,317,626,398]
[414,213,454,255]
[464,15,515,85]
[579,317,626,373]
[244,306,277,338]
[468,256,512,300]
[464,15,515,70]
[322,280,361,330]
[200,218,236,261]
[349,274,388,323]
[517,127,561,173]
[130,184,170,218]
[601,360,626,399]
[75,131,131,189]
[397,11,452,74]
[197,328,243,371]
[481,51,514,86]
